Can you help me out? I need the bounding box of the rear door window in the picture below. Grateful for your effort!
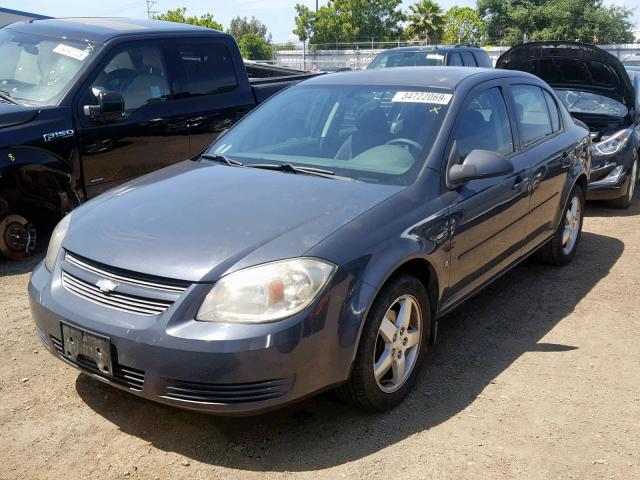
[461,52,477,67]
[543,90,561,132]
[511,85,553,147]
[169,42,238,98]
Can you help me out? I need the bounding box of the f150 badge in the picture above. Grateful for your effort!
[43,129,75,143]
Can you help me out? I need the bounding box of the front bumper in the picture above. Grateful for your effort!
[29,258,372,415]
[587,163,631,200]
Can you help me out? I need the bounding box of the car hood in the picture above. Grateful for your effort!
[63,161,402,282]
[0,102,39,129]
[496,42,635,110]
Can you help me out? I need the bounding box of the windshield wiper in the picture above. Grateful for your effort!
[0,89,17,105]
[200,153,244,166]
[246,163,353,181]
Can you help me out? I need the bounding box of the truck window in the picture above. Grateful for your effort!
[461,52,477,67]
[172,43,238,97]
[91,45,170,114]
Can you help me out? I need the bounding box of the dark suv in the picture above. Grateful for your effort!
[368,45,492,69]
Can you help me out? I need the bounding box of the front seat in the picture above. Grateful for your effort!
[335,107,391,160]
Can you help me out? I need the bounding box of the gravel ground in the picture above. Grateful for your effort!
[1,201,639,480]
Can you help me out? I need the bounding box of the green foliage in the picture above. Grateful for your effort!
[293,0,404,47]
[478,0,634,45]
[228,16,270,41]
[153,7,223,31]
[238,33,273,60]
[405,0,444,44]
[293,4,314,43]
[442,6,486,45]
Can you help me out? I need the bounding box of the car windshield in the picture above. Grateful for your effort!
[368,52,444,69]
[0,29,99,105]
[555,89,628,117]
[205,84,452,185]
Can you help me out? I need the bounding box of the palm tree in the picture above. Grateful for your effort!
[406,0,444,44]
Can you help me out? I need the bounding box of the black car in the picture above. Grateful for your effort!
[0,17,315,260]
[31,67,590,414]
[368,45,492,69]
[497,42,640,208]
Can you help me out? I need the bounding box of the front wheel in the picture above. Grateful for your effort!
[0,214,37,261]
[337,274,430,412]
[608,159,638,209]
[536,185,585,266]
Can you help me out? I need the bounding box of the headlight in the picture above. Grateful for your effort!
[196,258,337,323]
[44,213,72,271]
[593,128,633,156]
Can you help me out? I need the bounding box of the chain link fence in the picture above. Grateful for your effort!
[268,43,640,71]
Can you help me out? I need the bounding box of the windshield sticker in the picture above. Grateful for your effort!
[53,44,89,61]
[427,54,444,60]
[392,91,452,105]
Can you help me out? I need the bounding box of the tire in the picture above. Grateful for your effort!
[608,159,638,209]
[536,184,585,266]
[337,274,430,412]
[0,214,37,261]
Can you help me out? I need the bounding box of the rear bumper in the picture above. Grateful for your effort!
[29,260,371,415]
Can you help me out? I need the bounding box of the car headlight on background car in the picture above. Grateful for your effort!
[44,213,72,271]
[593,128,633,156]
[196,258,337,323]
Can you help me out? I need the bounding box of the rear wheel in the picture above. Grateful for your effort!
[337,274,430,411]
[608,159,638,209]
[0,214,37,260]
[536,185,584,266]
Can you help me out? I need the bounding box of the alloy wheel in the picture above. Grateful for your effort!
[373,294,422,393]
[562,196,581,255]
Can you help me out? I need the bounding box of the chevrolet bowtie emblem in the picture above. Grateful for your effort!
[96,278,119,294]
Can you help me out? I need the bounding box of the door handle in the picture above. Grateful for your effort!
[512,177,530,191]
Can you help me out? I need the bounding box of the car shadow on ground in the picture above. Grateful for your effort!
[75,231,623,472]
[0,253,43,277]
[586,198,640,217]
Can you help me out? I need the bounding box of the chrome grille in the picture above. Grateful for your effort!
[61,271,173,316]
[65,252,188,293]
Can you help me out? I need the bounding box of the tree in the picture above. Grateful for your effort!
[442,6,486,45]
[293,0,404,48]
[405,1,444,44]
[293,4,314,44]
[228,16,270,41]
[153,7,223,31]
[238,33,273,60]
[478,0,634,45]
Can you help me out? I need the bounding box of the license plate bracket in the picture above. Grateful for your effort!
[61,324,113,375]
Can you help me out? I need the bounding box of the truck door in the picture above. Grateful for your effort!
[161,37,255,157]
[74,41,190,198]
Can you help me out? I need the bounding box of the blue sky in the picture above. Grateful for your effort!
[2,0,638,43]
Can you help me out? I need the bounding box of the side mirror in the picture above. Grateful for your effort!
[447,149,513,188]
[84,91,124,122]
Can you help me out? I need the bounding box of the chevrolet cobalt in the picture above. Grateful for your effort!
[30,67,590,414]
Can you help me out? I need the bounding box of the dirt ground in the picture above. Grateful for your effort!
[1,201,639,480]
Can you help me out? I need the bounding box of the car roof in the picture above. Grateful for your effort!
[302,66,536,89]
[4,17,225,43]
[382,45,485,53]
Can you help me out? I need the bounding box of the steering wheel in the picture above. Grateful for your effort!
[386,138,423,152]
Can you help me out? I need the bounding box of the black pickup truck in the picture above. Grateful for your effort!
[0,17,316,259]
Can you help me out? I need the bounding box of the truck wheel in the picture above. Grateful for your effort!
[608,160,638,209]
[0,214,37,260]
